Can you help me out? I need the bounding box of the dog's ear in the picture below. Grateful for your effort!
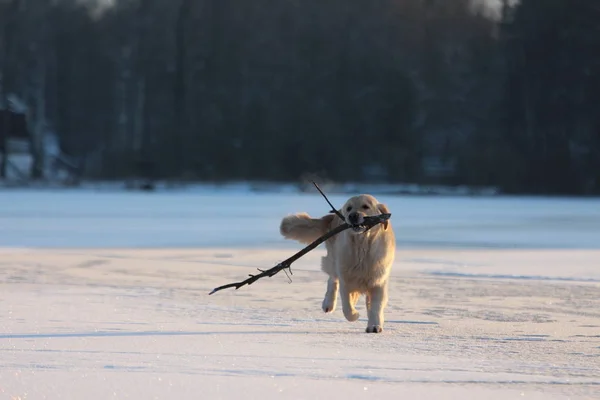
[376,203,390,231]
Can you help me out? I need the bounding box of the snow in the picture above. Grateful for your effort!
[1,189,599,399]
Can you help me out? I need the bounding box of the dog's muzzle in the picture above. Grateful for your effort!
[348,212,366,232]
[348,212,361,224]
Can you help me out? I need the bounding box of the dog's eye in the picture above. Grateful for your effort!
[346,206,352,212]
[362,204,369,210]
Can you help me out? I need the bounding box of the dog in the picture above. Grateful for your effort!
[279,194,395,333]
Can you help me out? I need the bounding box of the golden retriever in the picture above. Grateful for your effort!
[279,194,395,333]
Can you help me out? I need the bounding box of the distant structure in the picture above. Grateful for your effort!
[1,95,81,185]
[0,105,31,180]
[0,108,28,144]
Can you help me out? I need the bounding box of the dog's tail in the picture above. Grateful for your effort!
[280,213,335,245]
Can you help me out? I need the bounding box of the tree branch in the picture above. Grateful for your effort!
[208,213,391,295]
[312,180,346,221]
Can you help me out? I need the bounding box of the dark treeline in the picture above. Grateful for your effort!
[0,0,599,194]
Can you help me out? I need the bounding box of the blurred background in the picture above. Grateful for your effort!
[0,0,598,195]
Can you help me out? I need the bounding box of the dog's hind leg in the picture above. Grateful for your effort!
[340,282,360,322]
[366,283,388,333]
[350,290,361,313]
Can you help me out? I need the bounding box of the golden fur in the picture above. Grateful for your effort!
[280,194,396,333]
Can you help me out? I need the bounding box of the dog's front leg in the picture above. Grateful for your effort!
[322,277,339,313]
[340,282,360,322]
[366,284,388,333]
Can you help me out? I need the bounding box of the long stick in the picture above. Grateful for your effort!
[208,213,391,295]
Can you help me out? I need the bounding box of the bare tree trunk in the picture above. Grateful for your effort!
[0,106,7,180]
[133,77,145,155]
[133,0,148,175]
[0,0,17,179]
[0,87,7,180]
[29,51,46,180]
[0,63,6,179]
[115,45,132,159]
[173,0,190,175]
[25,1,52,180]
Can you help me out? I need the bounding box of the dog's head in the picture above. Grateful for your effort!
[340,194,391,234]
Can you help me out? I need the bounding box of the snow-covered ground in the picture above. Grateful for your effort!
[1,190,599,399]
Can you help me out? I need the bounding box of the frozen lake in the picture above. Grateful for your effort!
[1,189,599,399]
[1,189,599,249]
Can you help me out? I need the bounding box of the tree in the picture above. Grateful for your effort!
[0,0,19,178]
[499,0,600,194]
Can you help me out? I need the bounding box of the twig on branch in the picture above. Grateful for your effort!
[208,213,391,295]
[312,181,346,221]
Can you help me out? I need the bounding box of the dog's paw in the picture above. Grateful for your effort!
[322,299,336,313]
[365,325,383,333]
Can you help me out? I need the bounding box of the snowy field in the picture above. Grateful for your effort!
[1,189,599,399]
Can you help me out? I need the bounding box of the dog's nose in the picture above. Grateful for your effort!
[348,212,360,224]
